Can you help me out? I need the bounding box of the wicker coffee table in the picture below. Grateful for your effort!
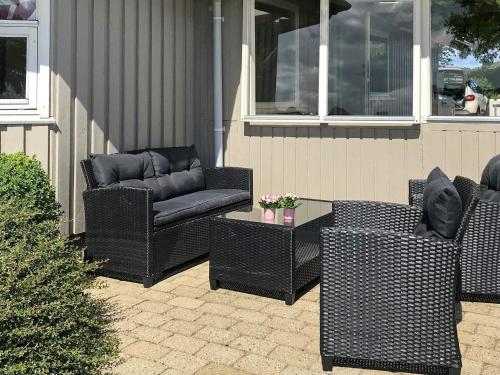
[209,199,333,305]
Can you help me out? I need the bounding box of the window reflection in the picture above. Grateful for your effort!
[0,0,36,21]
[328,0,414,117]
[255,0,320,116]
[432,1,500,117]
[0,37,27,99]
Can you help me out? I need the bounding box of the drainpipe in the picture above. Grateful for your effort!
[213,0,224,168]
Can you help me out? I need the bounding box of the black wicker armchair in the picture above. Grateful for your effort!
[409,156,500,303]
[81,145,252,287]
[321,173,478,375]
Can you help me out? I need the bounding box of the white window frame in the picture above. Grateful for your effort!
[0,0,52,123]
[242,0,421,126]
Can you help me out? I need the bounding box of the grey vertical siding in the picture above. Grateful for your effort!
[49,0,212,234]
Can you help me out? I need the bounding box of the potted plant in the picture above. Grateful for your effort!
[259,195,280,221]
[279,193,301,222]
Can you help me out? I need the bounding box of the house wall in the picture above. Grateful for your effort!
[218,1,500,205]
[46,0,213,234]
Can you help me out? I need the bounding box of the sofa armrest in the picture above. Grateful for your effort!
[83,187,154,276]
[409,179,427,206]
[331,200,422,234]
[320,227,461,369]
[204,167,253,198]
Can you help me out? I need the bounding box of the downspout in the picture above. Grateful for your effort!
[213,0,224,168]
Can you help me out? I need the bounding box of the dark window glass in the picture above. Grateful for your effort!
[431,1,500,117]
[328,0,414,116]
[0,37,27,99]
[255,0,320,115]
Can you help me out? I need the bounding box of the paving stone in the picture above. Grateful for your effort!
[196,313,237,329]
[150,282,177,293]
[122,340,171,361]
[231,297,271,311]
[199,302,237,316]
[171,285,208,298]
[160,369,185,375]
[229,308,268,324]
[161,334,207,354]
[262,304,302,319]
[194,325,240,345]
[458,331,497,349]
[300,325,318,338]
[129,326,173,344]
[200,292,238,305]
[168,296,205,309]
[266,316,305,333]
[269,346,317,369]
[195,362,250,375]
[113,357,166,375]
[463,313,500,329]
[267,330,311,350]
[135,300,173,314]
[162,319,204,336]
[118,334,137,350]
[457,321,477,334]
[196,343,244,366]
[160,350,208,375]
[293,300,319,313]
[296,311,319,326]
[230,335,278,356]
[113,319,139,333]
[109,294,144,308]
[464,347,500,367]
[303,338,320,355]
[131,311,170,328]
[141,290,176,303]
[280,366,330,375]
[230,321,273,339]
[482,364,500,375]
[165,307,203,322]
[170,276,206,287]
[476,325,500,339]
[461,358,483,375]
[234,354,287,375]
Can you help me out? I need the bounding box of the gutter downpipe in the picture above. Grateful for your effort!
[213,0,224,168]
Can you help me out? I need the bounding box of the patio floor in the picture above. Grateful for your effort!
[90,262,500,375]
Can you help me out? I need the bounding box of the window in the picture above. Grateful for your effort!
[0,0,50,119]
[254,0,320,116]
[431,0,500,118]
[328,0,414,117]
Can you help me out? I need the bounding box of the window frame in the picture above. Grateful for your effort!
[0,0,51,122]
[242,0,421,125]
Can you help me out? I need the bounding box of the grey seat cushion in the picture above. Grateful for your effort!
[414,167,462,240]
[153,189,251,227]
[480,154,500,203]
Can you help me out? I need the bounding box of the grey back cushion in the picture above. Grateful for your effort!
[414,167,463,240]
[95,145,205,201]
[90,152,164,201]
[480,154,500,203]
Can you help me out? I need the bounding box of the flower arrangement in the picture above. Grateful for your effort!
[259,195,280,209]
[278,193,301,209]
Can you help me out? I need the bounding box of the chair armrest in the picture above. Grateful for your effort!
[83,187,154,247]
[320,227,461,367]
[204,167,253,198]
[409,179,427,206]
[331,200,422,234]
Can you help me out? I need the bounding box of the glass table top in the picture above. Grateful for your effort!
[217,199,332,228]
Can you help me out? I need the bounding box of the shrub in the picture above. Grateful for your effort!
[0,153,60,222]
[0,154,119,374]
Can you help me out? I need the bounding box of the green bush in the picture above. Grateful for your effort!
[0,153,60,222]
[0,154,119,374]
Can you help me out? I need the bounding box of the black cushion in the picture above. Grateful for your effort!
[480,154,500,203]
[414,167,462,240]
[90,152,154,187]
[153,189,250,227]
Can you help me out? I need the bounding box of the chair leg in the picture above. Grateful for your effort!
[143,276,155,288]
[448,367,461,375]
[285,293,296,305]
[210,279,219,290]
[322,356,333,371]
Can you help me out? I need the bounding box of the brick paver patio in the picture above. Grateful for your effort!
[89,262,500,375]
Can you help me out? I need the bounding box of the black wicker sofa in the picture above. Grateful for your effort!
[81,145,252,287]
